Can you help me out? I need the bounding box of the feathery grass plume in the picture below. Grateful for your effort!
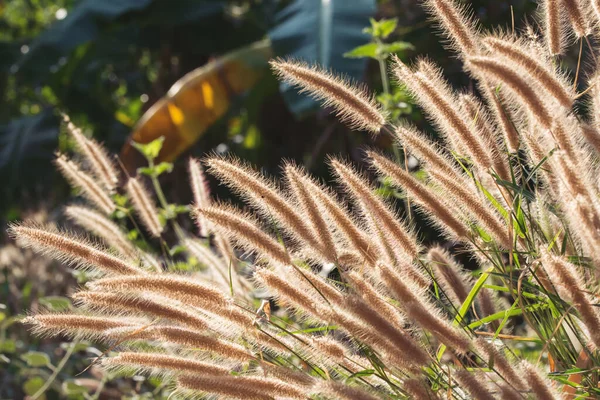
[55,154,115,214]
[72,292,209,332]
[188,157,211,237]
[329,158,420,262]
[561,0,589,37]
[467,56,553,129]
[458,93,511,180]
[195,204,291,266]
[377,262,471,353]
[482,37,573,109]
[125,177,163,238]
[254,267,328,318]
[318,381,381,400]
[480,84,521,152]
[64,116,119,192]
[581,123,600,156]
[259,364,317,388]
[206,157,329,260]
[477,287,502,332]
[543,0,564,54]
[540,249,600,348]
[343,295,431,365]
[284,164,338,262]
[183,237,235,289]
[178,374,307,400]
[285,263,345,305]
[394,58,496,170]
[87,275,237,317]
[367,151,470,240]
[427,168,512,248]
[422,0,479,56]
[24,314,136,338]
[330,308,428,370]
[103,352,230,376]
[394,125,464,181]
[269,59,386,133]
[309,336,349,364]
[403,379,439,399]
[498,384,522,400]
[287,168,378,265]
[136,326,254,361]
[9,224,143,275]
[65,205,138,261]
[453,370,494,400]
[519,360,563,400]
[562,195,600,265]
[427,246,472,307]
[349,270,423,319]
[474,338,528,390]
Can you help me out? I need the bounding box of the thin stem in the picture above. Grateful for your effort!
[147,159,185,242]
[32,341,77,400]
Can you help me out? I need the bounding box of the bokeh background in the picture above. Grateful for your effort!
[0,0,537,398]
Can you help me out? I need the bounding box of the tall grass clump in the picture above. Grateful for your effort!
[11,1,600,398]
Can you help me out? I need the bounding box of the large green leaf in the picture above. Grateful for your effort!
[268,0,376,116]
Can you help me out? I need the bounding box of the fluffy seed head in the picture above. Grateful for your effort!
[55,154,115,214]
[126,177,163,238]
[64,116,119,192]
[206,157,326,258]
[8,224,143,275]
[270,59,386,133]
[188,157,211,237]
[65,205,138,261]
[178,374,307,400]
[73,292,208,332]
[423,0,479,56]
[330,157,421,261]
[196,204,291,265]
[482,37,573,108]
[367,151,470,240]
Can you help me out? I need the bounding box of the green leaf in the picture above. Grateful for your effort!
[138,161,174,178]
[154,162,174,176]
[0,339,16,354]
[23,376,45,396]
[132,136,165,161]
[169,245,187,257]
[344,43,378,59]
[374,18,398,39]
[62,380,89,396]
[437,267,493,361]
[345,369,375,383]
[22,351,51,368]
[39,296,71,312]
[381,41,414,54]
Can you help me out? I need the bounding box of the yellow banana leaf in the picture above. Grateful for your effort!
[120,38,273,171]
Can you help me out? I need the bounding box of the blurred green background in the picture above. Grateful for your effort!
[0,1,536,398]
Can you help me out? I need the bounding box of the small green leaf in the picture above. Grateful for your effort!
[62,380,89,396]
[381,41,414,54]
[39,296,71,312]
[154,162,173,176]
[376,18,398,39]
[22,351,51,367]
[138,161,173,178]
[0,339,16,353]
[345,369,375,383]
[344,43,378,59]
[23,376,45,396]
[169,245,187,256]
[364,18,398,39]
[131,136,165,161]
